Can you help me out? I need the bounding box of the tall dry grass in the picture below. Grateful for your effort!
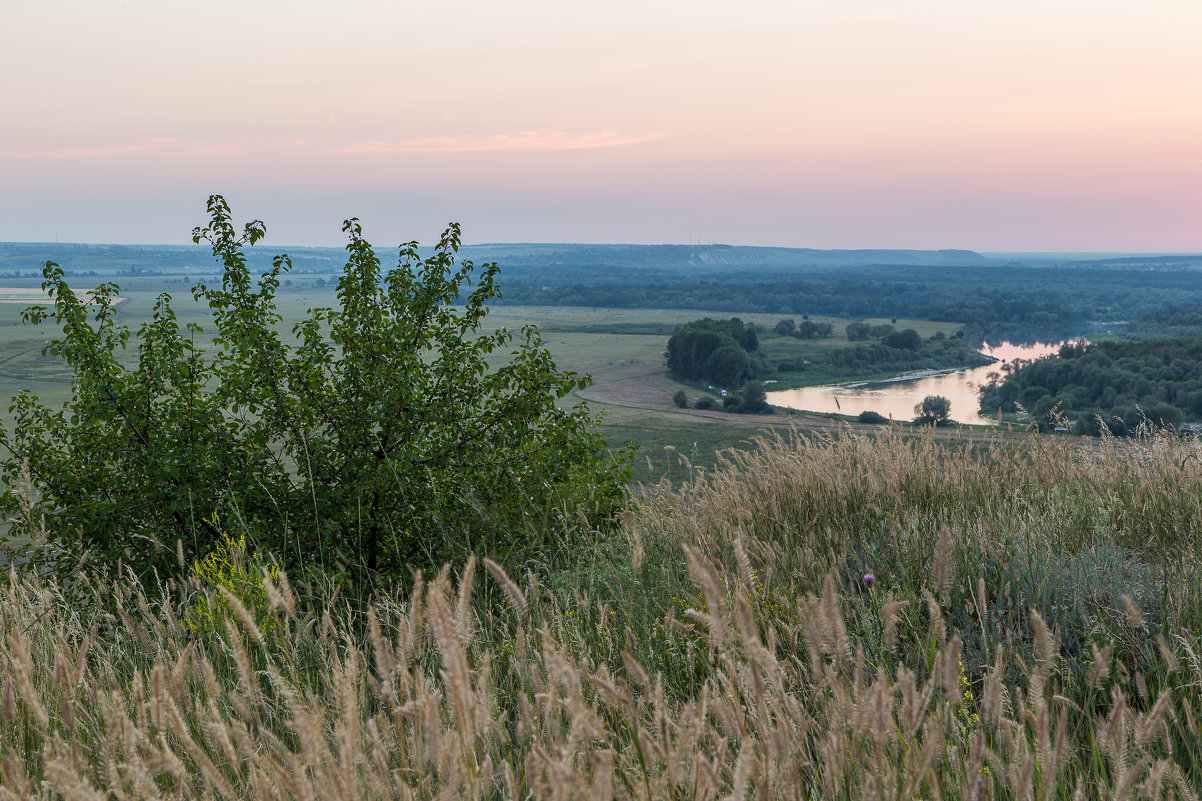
[0,426,1200,799]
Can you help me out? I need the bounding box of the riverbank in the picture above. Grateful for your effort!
[766,341,1070,426]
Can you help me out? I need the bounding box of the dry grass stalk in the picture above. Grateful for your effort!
[0,430,1196,798]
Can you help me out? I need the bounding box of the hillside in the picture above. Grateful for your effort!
[2,430,1201,798]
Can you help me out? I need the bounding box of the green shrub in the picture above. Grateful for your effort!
[0,196,628,588]
[857,410,889,424]
[672,389,689,408]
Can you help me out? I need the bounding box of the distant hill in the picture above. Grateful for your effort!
[988,253,1202,271]
[460,243,993,271]
[6,241,1200,285]
[0,241,995,283]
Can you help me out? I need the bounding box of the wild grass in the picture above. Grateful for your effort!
[1,426,1202,798]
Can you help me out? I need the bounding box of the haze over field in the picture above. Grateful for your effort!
[3,1,1201,251]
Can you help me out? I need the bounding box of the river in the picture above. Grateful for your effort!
[765,341,1071,426]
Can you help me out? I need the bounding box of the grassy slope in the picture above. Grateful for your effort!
[1,430,1200,797]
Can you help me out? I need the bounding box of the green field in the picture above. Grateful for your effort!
[0,278,979,484]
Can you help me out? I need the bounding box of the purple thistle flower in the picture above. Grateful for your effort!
[862,573,875,587]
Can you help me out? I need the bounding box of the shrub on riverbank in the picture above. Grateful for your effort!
[1,428,1201,798]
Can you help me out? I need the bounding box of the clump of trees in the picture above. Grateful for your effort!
[774,318,834,339]
[666,317,766,389]
[844,322,925,349]
[0,196,628,588]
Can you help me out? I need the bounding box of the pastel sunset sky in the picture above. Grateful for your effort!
[3,0,1200,250]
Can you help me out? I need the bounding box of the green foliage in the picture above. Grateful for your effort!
[694,396,718,410]
[186,515,280,642]
[738,380,769,413]
[0,196,628,586]
[980,336,1202,433]
[857,409,889,424]
[845,320,872,341]
[881,328,921,350]
[914,394,952,425]
[867,323,895,340]
[665,317,764,389]
[794,319,834,339]
[672,388,689,408]
[774,317,833,340]
[820,334,990,380]
[1122,303,1202,339]
[500,262,1128,343]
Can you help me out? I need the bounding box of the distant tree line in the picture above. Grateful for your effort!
[978,337,1202,434]
[501,277,1089,342]
[498,262,1202,344]
[1120,304,1202,340]
[770,323,989,381]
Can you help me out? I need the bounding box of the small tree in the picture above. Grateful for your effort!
[845,321,871,341]
[672,389,689,408]
[0,196,628,586]
[914,394,952,426]
[740,380,770,413]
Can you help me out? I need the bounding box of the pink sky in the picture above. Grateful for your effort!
[2,0,1201,250]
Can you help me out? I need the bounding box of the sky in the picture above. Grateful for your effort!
[2,0,1201,251]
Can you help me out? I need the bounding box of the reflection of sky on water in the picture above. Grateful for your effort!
[766,342,1071,426]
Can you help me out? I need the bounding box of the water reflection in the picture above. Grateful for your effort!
[766,342,1072,426]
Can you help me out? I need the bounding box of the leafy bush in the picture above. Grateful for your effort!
[857,409,889,424]
[694,396,719,410]
[672,388,689,408]
[0,196,628,587]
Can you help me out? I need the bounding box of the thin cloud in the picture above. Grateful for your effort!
[5,138,301,160]
[337,130,668,154]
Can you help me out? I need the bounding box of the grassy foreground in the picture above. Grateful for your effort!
[2,428,1202,798]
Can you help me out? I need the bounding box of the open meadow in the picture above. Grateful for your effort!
[1,428,1200,798]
